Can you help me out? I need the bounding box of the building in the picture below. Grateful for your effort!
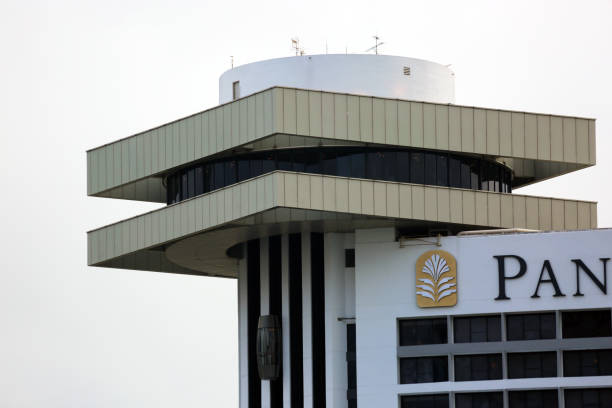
[86,54,611,408]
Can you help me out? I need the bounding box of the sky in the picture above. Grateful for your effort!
[0,0,611,406]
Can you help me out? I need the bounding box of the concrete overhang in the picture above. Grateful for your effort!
[86,87,596,203]
[87,172,597,278]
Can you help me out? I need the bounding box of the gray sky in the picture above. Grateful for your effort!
[1,0,611,406]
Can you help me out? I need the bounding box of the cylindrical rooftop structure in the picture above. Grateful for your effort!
[219,54,455,104]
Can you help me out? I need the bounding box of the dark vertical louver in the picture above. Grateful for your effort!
[288,233,303,407]
[247,240,261,408]
[268,236,283,408]
[346,323,357,408]
[310,232,326,407]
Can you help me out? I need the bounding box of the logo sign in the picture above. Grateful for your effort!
[416,250,458,308]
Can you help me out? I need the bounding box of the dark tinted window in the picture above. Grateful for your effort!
[225,160,236,185]
[399,318,448,346]
[507,313,556,341]
[509,390,558,408]
[424,153,437,186]
[166,147,513,204]
[397,151,410,182]
[456,392,503,408]
[454,354,502,381]
[337,152,351,177]
[291,150,305,172]
[181,171,188,200]
[195,166,204,195]
[562,310,612,338]
[449,157,461,188]
[565,388,612,408]
[410,152,424,184]
[460,161,471,189]
[214,162,224,190]
[276,150,292,171]
[454,315,501,343]
[401,394,448,408]
[564,349,612,377]
[344,249,355,268]
[507,352,557,378]
[436,155,448,187]
[237,158,250,181]
[351,152,366,178]
[187,168,195,197]
[400,356,448,384]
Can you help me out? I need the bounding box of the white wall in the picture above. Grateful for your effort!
[354,228,612,408]
[219,54,455,104]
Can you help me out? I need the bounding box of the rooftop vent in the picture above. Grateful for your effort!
[403,66,411,76]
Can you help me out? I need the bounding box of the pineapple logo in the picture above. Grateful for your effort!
[415,250,458,308]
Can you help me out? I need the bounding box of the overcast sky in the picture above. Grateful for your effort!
[1,0,611,407]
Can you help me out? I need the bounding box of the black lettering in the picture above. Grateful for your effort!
[494,255,527,300]
[531,260,565,298]
[573,258,609,296]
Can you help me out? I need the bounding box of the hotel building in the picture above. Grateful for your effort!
[87,54,611,408]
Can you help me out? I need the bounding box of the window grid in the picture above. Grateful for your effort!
[398,309,612,387]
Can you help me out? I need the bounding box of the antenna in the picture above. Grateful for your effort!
[230,56,234,68]
[364,35,384,55]
[291,38,304,56]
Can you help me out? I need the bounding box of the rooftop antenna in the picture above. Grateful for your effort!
[230,56,234,68]
[364,35,384,55]
[291,38,305,56]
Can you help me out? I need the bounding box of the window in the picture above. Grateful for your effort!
[436,155,448,187]
[565,388,612,408]
[563,349,612,377]
[456,392,503,408]
[232,81,240,100]
[562,310,612,339]
[509,390,558,408]
[424,153,437,186]
[506,312,556,341]
[410,152,424,184]
[344,249,355,268]
[449,157,461,188]
[399,356,448,384]
[195,166,204,196]
[399,318,447,346]
[454,315,501,343]
[350,152,366,178]
[165,146,513,204]
[401,394,448,408]
[397,151,410,182]
[507,352,557,378]
[454,354,502,381]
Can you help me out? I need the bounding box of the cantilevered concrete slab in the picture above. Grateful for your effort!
[87,87,596,203]
[87,171,596,278]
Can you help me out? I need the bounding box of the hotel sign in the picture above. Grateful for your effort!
[415,250,457,308]
[494,255,610,301]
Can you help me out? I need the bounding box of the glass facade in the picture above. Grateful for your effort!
[454,354,503,381]
[454,315,501,343]
[400,394,448,408]
[165,146,513,204]
[399,356,448,384]
[509,390,558,408]
[507,351,557,379]
[398,310,612,407]
[562,310,612,339]
[563,349,612,377]
[399,318,448,346]
[565,388,612,408]
[456,392,503,408]
[506,312,556,341]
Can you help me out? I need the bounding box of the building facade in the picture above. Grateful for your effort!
[87,55,610,408]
